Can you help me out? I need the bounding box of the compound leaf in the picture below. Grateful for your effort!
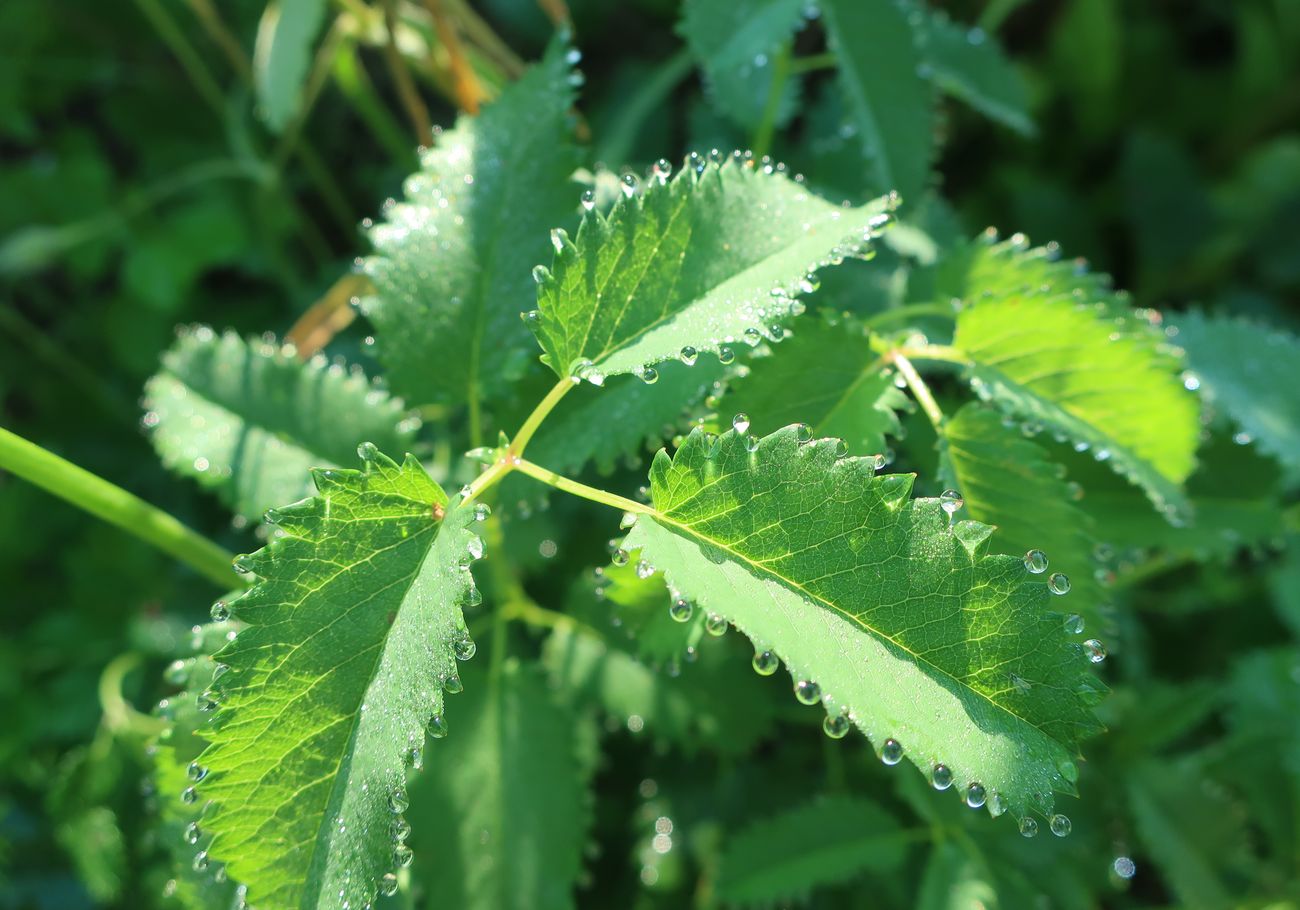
[361,39,581,407]
[716,797,910,906]
[679,0,806,132]
[408,660,597,910]
[820,0,935,205]
[919,11,1033,136]
[723,313,906,456]
[529,157,894,381]
[194,448,482,910]
[941,403,1104,629]
[623,426,1103,823]
[1173,312,1300,477]
[947,237,1200,520]
[144,327,416,521]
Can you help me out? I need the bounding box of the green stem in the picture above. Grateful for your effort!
[508,378,573,458]
[514,459,653,515]
[862,302,959,332]
[891,351,945,431]
[132,0,228,115]
[751,42,792,161]
[99,653,167,736]
[0,427,239,588]
[599,48,694,167]
[788,52,837,75]
[896,343,968,365]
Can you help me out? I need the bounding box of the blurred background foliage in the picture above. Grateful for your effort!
[1,0,1299,907]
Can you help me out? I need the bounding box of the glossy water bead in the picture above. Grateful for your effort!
[1048,573,1071,595]
[880,738,904,765]
[1024,549,1049,573]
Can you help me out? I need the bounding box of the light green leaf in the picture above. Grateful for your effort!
[723,313,906,456]
[195,449,481,910]
[917,842,1000,910]
[528,359,724,475]
[947,237,1200,520]
[919,12,1033,136]
[679,0,805,132]
[408,660,597,910]
[716,797,910,906]
[1173,312,1300,477]
[361,39,580,407]
[819,0,935,205]
[143,327,417,522]
[623,425,1104,823]
[254,0,329,132]
[941,404,1105,629]
[530,156,894,381]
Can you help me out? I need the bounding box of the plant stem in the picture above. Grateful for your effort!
[424,0,482,114]
[891,351,945,431]
[862,302,960,332]
[751,42,792,161]
[0,427,240,589]
[381,0,435,146]
[789,52,837,75]
[514,459,653,515]
[896,343,968,365]
[508,378,574,459]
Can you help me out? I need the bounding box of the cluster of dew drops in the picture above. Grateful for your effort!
[165,499,494,904]
[605,484,1105,838]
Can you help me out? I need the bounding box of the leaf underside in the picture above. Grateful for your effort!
[196,450,480,910]
[948,237,1201,520]
[144,327,416,521]
[716,797,910,906]
[819,0,935,206]
[723,312,907,456]
[361,38,581,408]
[942,403,1106,630]
[624,426,1104,823]
[530,156,894,380]
[408,660,598,910]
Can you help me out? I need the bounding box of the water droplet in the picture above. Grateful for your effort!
[580,189,595,211]
[380,873,399,897]
[638,365,658,384]
[823,711,851,739]
[620,174,638,197]
[794,679,821,705]
[389,791,409,814]
[1050,814,1072,837]
[164,659,188,686]
[932,764,953,790]
[669,598,693,623]
[881,738,903,765]
[196,692,219,713]
[473,503,491,522]
[444,674,463,694]
[1020,817,1039,838]
[428,713,448,738]
[636,559,656,579]
[1048,573,1071,595]
[192,850,209,872]
[743,327,762,346]
[988,792,1007,817]
[612,548,629,567]
[1083,639,1106,663]
[210,600,229,623]
[1024,549,1048,573]
[746,434,760,453]
[467,536,485,559]
[184,822,201,845]
[187,761,207,782]
[769,324,785,341]
[652,158,671,183]
[679,346,698,365]
[795,424,812,444]
[704,613,727,636]
[1113,856,1136,879]
[181,787,198,805]
[752,649,779,675]
[966,783,987,808]
[732,413,750,434]
[392,816,411,840]
[394,844,414,867]
[939,489,964,515]
[454,634,477,661]
[1064,613,1083,634]
[232,555,253,575]
[718,346,735,364]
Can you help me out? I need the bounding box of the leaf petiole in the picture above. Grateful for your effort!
[891,350,946,430]
[514,458,654,515]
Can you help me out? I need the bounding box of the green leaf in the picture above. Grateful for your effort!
[527,359,724,475]
[529,157,894,381]
[361,39,581,407]
[715,797,911,906]
[144,327,417,521]
[408,660,597,910]
[819,0,935,205]
[254,0,329,132]
[723,313,906,456]
[941,403,1105,629]
[918,12,1033,136]
[679,0,805,132]
[917,841,1000,910]
[195,448,481,910]
[623,425,1103,823]
[947,237,1200,520]
[1173,312,1300,478]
